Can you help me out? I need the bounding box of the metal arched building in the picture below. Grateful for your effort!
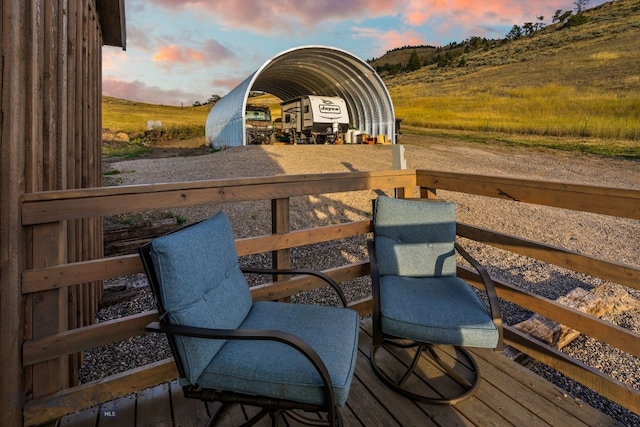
[205,45,396,148]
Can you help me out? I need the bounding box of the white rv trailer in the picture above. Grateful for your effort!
[280,95,350,144]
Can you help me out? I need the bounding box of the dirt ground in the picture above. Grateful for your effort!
[103,134,640,191]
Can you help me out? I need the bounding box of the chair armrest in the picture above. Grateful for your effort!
[145,321,337,414]
[454,242,504,350]
[367,240,381,305]
[241,267,348,307]
[367,239,385,346]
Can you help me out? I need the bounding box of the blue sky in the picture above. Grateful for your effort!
[102,0,609,106]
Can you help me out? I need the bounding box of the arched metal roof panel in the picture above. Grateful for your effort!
[206,46,395,148]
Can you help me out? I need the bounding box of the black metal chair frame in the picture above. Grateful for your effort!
[368,200,503,406]
[139,221,350,427]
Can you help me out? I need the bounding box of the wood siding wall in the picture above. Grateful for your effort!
[1,1,104,425]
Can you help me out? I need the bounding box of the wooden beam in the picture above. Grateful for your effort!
[23,311,158,367]
[22,254,142,294]
[95,0,126,48]
[22,221,373,294]
[29,223,69,397]
[251,262,369,301]
[271,198,291,280]
[417,170,640,219]
[457,222,640,290]
[21,170,417,224]
[1,2,29,424]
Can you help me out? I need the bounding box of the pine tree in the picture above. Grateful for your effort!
[406,49,421,72]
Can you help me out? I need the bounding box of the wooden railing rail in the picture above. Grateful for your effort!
[21,220,373,294]
[20,170,640,425]
[456,222,640,291]
[21,170,416,224]
[416,169,640,219]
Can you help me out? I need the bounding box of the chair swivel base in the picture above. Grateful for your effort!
[208,403,344,427]
[371,339,481,405]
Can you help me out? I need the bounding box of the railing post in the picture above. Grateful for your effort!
[25,222,69,402]
[271,197,292,279]
[420,186,438,199]
[392,145,413,198]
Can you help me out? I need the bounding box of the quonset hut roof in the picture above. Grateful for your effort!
[205,45,395,148]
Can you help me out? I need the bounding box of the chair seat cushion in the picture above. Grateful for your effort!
[195,301,359,407]
[379,275,499,348]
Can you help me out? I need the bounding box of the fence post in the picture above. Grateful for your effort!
[392,145,412,198]
[26,222,69,400]
[271,198,292,285]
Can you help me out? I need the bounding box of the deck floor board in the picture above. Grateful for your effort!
[59,319,623,427]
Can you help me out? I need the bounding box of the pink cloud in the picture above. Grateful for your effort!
[403,0,566,28]
[154,45,200,62]
[153,39,234,64]
[145,0,404,33]
[211,78,243,92]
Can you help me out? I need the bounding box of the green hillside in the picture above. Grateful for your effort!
[381,0,640,153]
[103,0,640,158]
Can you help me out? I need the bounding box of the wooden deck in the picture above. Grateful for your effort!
[59,319,622,427]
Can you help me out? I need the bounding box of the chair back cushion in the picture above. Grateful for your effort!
[150,211,252,384]
[374,195,457,277]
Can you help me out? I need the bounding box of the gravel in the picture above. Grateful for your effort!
[83,137,640,425]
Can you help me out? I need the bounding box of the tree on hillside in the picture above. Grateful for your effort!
[523,22,534,36]
[436,51,454,68]
[375,62,403,76]
[565,12,589,27]
[574,0,591,13]
[506,24,523,40]
[566,0,590,27]
[552,9,573,24]
[406,49,421,72]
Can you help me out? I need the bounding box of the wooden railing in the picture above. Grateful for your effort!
[20,169,640,426]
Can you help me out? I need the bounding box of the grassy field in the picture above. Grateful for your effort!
[102,95,282,133]
[102,96,210,132]
[102,0,640,158]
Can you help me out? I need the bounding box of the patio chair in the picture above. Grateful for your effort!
[368,195,503,405]
[139,211,359,426]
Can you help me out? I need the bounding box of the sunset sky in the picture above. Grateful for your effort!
[102,0,609,106]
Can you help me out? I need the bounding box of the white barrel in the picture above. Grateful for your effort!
[345,130,354,144]
[351,130,362,144]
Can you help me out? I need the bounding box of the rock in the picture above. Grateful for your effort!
[514,283,635,350]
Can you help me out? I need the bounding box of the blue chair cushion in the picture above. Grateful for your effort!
[196,301,360,407]
[374,195,457,277]
[150,212,253,384]
[379,275,499,348]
